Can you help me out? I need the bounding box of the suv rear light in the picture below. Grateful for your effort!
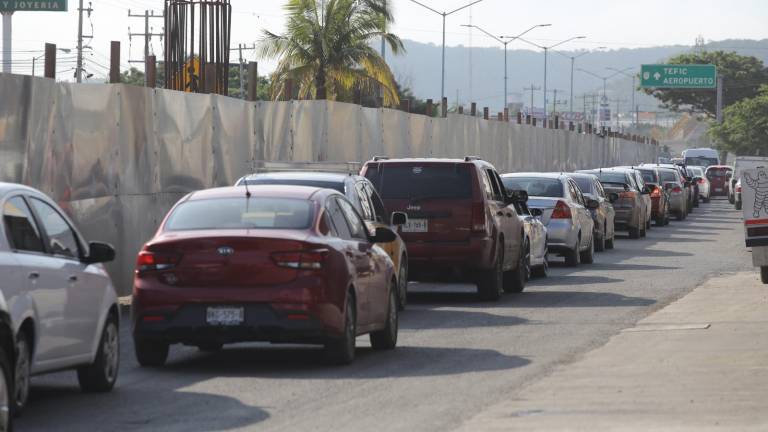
[136,251,180,273]
[271,250,328,270]
[551,200,572,219]
[698,178,706,184]
[650,188,661,198]
[471,202,487,233]
[619,191,637,199]
[736,185,742,193]
[672,186,683,194]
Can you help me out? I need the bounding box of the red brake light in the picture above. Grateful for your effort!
[471,202,487,233]
[551,200,572,219]
[650,188,661,198]
[698,178,706,184]
[736,186,742,193]
[272,250,328,270]
[672,186,683,193]
[136,251,180,273]
[619,191,637,199]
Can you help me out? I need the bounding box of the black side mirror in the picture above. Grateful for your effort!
[641,186,651,195]
[530,208,544,217]
[391,211,408,227]
[623,183,631,192]
[586,199,600,209]
[371,227,397,244]
[83,241,116,264]
[608,192,620,203]
[509,190,529,204]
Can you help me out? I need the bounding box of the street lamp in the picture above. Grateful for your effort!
[31,47,72,77]
[555,47,606,114]
[606,66,638,128]
[461,23,550,111]
[516,35,586,125]
[408,0,484,105]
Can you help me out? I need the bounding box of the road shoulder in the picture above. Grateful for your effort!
[457,271,768,431]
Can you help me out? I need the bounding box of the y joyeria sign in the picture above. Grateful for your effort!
[0,1,67,12]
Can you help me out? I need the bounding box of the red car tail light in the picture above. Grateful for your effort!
[672,186,683,194]
[736,185,742,193]
[650,188,661,198]
[698,178,706,184]
[471,202,487,233]
[271,250,328,270]
[619,191,637,200]
[136,251,180,273]
[551,200,572,219]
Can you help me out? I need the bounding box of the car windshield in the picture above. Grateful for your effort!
[570,177,594,194]
[165,197,314,230]
[502,177,564,198]
[687,167,704,177]
[658,170,678,183]
[706,168,730,178]
[366,164,472,200]
[685,157,719,167]
[638,169,657,183]
[241,178,345,193]
[594,172,628,185]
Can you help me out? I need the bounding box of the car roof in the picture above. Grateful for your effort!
[241,171,357,183]
[186,185,336,202]
[501,172,567,180]
[0,182,45,199]
[564,172,598,180]
[366,157,494,169]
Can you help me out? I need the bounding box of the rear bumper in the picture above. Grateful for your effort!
[613,208,641,229]
[133,302,341,345]
[545,219,578,249]
[668,195,686,212]
[406,236,495,273]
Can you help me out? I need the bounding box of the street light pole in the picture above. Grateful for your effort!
[516,35,586,126]
[462,23,549,112]
[409,0,485,104]
[555,47,606,115]
[606,66,637,127]
[577,67,630,128]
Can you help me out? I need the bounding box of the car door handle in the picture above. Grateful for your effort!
[28,272,40,280]
[68,275,78,282]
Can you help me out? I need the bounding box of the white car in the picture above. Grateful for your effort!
[0,183,119,413]
[687,166,711,203]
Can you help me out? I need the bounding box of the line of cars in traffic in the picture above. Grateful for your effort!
[0,156,713,426]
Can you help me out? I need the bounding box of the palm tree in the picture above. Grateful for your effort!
[259,0,404,106]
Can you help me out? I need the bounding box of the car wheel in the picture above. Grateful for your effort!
[628,226,641,239]
[397,257,408,311]
[325,292,356,365]
[532,250,549,278]
[580,235,595,264]
[594,231,606,253]
[564,238,581,267]
[370,282,398,350]
[478,247,503,301]
[640,224,647,238]
[78,316,119,393]
[13,334,30,415]
[735,201,742,210]
[134,338,169,367]
[0,342,11,432]
[605,234,615,250]
[504,241,529,293]
[762,267,768,285]
[704,197,710,203]
[729,196,735,204]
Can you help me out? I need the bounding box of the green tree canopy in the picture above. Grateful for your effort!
[643,51,768,118]
[709,85,768,156]
[258,0,404,106]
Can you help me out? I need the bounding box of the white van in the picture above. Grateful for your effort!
[682,148,720,167]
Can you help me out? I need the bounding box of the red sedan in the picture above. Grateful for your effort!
[132,185,399,366]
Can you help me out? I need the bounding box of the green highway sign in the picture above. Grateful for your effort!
[641,64,717,89]
[0,0,67,12]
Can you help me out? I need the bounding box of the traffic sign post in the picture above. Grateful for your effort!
[1,0,67,74]
[0,1,67,12]
[640,64,717,89]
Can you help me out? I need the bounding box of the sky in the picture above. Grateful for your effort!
[1,0,767,81]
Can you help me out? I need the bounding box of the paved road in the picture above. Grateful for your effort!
[18,199,749,432]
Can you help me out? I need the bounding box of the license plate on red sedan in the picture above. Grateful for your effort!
[206,307,244,326]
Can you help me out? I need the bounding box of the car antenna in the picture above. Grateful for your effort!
[244,177,252,198]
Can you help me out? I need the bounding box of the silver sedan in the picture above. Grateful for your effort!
[501,173,596,267]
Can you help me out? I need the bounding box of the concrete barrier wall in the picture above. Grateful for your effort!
[0,74,658,295]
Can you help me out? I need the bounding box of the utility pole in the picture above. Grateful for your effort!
[716,76,724,124]
[128,9,164,86]
[548,89,564,117]
[610,98,627,131]
[76,1,93,83]
[233,43,256,99]
[524,84,541,116]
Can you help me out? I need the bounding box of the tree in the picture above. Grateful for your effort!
[708,85,768,156]
[258,0,404,105]
[642,51,768,118]
[119,68,145,86]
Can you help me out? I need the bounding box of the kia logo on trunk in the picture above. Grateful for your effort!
[217,247,235,257]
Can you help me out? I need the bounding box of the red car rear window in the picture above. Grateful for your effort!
[165,198,314,231]
[366,164,473,200]
[706,168,730,178]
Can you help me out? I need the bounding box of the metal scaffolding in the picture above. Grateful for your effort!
[164,0,231,94]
